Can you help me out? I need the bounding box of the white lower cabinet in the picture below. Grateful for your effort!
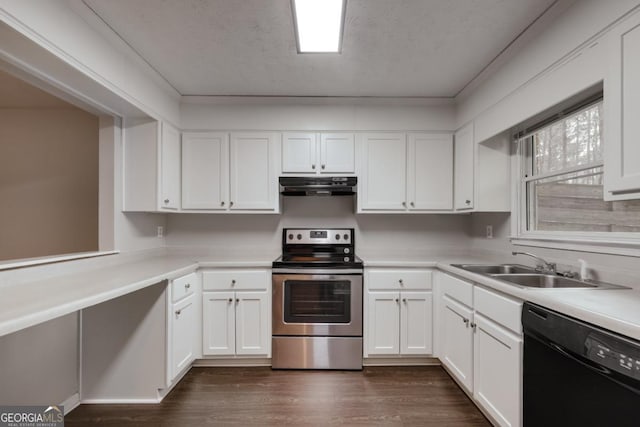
[365,269,433,357]
[201,269,271,357]
[167,272,199,384]
[437,272,522,427]
[441,295,474,391]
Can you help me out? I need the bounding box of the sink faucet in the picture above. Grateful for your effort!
[512,251,557,274]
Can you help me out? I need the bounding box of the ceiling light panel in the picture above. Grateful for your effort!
[292,0,346,53]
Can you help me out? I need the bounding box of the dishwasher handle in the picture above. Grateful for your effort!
[548,341,610,375]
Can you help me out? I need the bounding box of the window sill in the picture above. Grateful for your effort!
[510,236,640,257]
[0,251,120,271]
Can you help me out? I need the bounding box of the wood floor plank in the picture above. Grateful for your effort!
[66,366,490,426]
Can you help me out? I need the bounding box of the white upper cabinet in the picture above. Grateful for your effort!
[359,132,454,212]
[160,123,181,210]
[282,132,317,173]
[182,132,229,210]
[230,132,279,211]
[282,132,354,174]
[320,133,355,173]
[604,12,640,200]
[359,133,408,211]
[123,119,181,212]
[180,131,279,213]
[408,133,454,210]
[454,123,475,211]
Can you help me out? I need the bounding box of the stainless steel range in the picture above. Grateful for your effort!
[272,228,363,370]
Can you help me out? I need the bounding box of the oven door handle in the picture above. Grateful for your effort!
[272,268,363,275]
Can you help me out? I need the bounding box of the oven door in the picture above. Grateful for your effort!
[272,272,362,337]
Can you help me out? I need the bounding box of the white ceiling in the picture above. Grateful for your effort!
[83,0,558,98]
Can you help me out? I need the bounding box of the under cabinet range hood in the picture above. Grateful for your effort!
[279,176,357,196]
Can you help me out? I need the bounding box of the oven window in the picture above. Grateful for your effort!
[284,280,351,324]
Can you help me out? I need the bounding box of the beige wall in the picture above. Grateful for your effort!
[0,107,99,260]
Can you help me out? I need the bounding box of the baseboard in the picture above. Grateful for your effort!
[61,393,80,415]
[364,356,440,366]
[157,365,193,401]
[80,398,161,404]
[193,357,272,367]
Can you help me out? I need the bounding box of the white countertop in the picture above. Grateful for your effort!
[2,252,639,342]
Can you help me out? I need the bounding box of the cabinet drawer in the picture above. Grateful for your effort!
[202,269,269,291]
[474,286,522,334]
[439,273,473,307]
[171,272,197,302]
[367,269,432,290]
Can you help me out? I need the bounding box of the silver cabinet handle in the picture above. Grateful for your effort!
[230,201,234,207]
[235,298,240,304]
[231,279,236,286]
[164,199,170,204]
[399,279,404,286]
[402,201,407,207]
[221,201,225,206]
[321,164,326,169]
[312,164,316,169]
[228,298,233,303]
[463,318,470,326]
[410,202,415,207]
[471,322,477,331]
[465,199,471,205]
[395,298,399,303]
[175,309,182,316]
[402,298,407,303]
[185,283,191,289]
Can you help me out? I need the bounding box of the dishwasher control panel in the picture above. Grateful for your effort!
[585,333,640,380]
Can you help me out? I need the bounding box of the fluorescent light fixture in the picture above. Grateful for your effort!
[292,0,346,53]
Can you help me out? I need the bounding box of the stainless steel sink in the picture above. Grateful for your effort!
[452,264,537,275]
[451,263,628,290]
[491,273,598,289]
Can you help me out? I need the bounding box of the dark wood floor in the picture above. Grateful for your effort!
[66,366,490,426]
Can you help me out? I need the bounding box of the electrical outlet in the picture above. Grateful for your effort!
[486,225,493,239]
[157,226,164,238]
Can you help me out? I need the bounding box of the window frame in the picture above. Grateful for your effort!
[511,100,640,256]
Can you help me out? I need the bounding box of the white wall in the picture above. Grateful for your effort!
[456,0,640,139]
[0,313,78,406]
[181,97,455,131]
[0,1,180,124]
[166,197,472,259]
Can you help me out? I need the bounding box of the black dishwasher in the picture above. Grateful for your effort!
[522,302,640,426]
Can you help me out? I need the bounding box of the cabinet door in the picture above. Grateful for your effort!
[400,292,433,355]
[182,132,229,210]
[604,14,640,199]
[320,133,355,173]
[229,132,278,210]
[202,292,235,355]
[407,133,453,210]
[441,295,474,391]
[170,294,196,380]
[473,313,522,427]
[454,123,474,211]
[159,122,181,210]
[235,291,270,356]
[359,133,407,211]
[366,292,400,355]
[282,132,317,173]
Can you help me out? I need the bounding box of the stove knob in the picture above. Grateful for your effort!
[335,234,340,240]
[297,234,302,240]
[344,248,350,254]
[344,257,350,262]
[343,234,349,241]
[288,234,293,241]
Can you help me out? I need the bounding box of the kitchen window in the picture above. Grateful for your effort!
[514,96,640,252]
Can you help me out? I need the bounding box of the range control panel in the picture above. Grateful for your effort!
[284,228,353,245]
[585,333,640,380]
